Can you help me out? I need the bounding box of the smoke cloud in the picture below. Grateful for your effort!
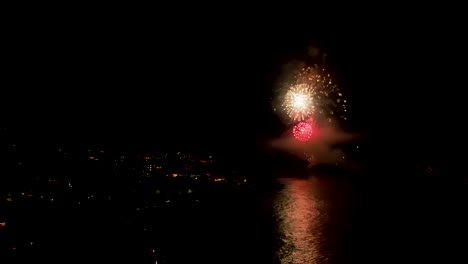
[269,121,356,167]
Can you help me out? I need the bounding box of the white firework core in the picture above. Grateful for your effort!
[284,84,314,121]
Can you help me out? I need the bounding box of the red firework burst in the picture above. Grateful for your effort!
[293,121,313,141]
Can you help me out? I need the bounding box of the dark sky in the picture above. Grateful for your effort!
[3,15,466,160]
[4,22,252,152]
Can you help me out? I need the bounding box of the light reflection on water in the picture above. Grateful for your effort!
[274,177,331,264]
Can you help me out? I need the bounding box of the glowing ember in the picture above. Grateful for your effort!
[293,121,313,141]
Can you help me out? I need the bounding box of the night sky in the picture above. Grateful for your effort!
[3,16,465,163]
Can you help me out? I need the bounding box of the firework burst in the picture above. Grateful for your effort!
[283,83,315,121]
[280,65,347,124]
[293,121,313,141]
